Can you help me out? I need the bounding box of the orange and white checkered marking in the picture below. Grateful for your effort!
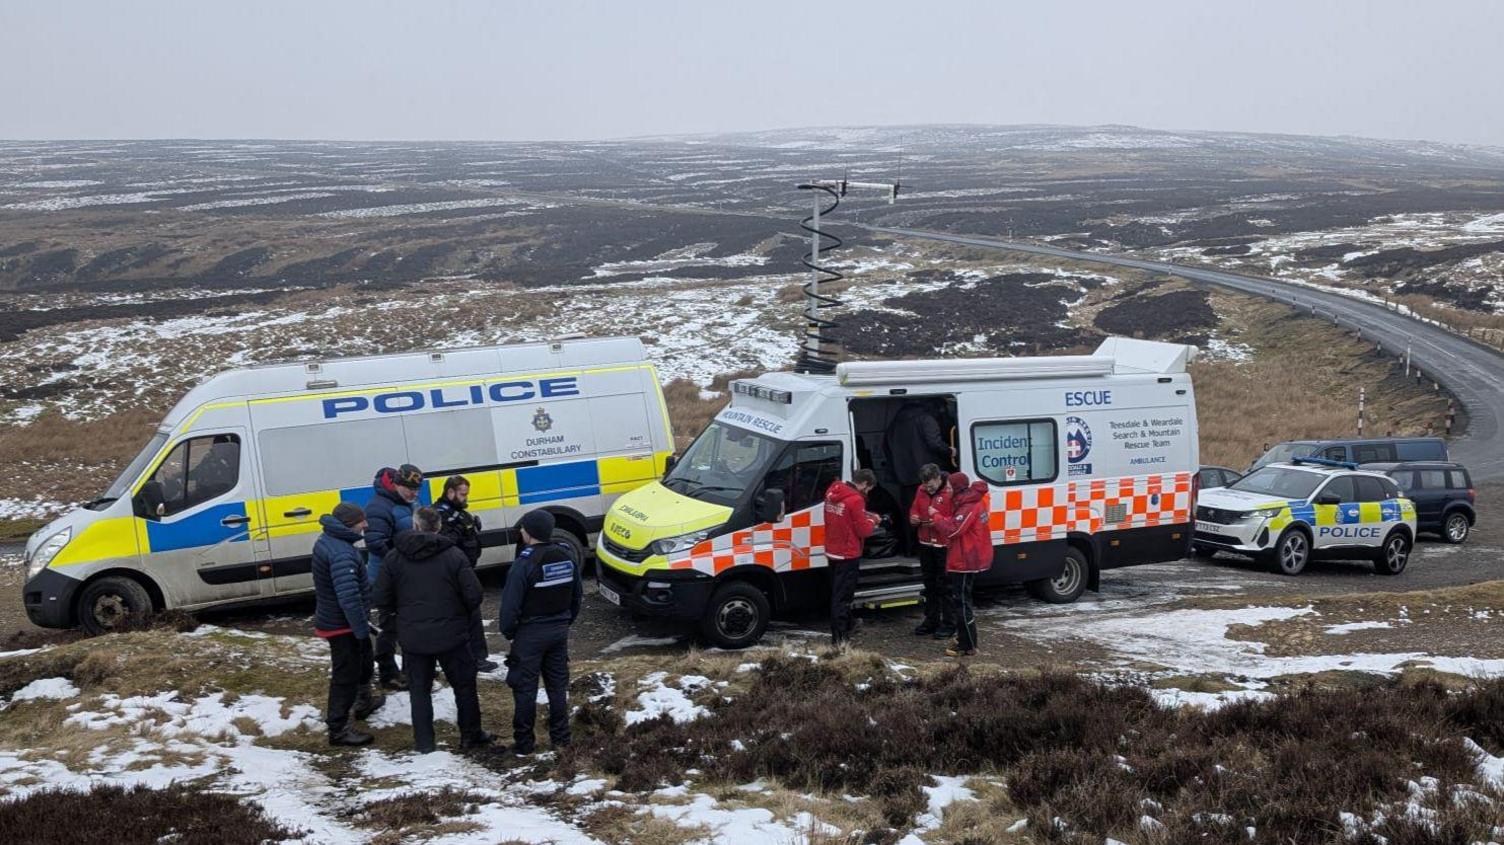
[666,471,1193,576]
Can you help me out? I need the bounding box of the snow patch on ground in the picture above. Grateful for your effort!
[623,672,713,726]
[6,677,79,703]
[1324,621,1394,635]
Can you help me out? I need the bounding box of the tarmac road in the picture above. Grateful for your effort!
[864,225,1504,482]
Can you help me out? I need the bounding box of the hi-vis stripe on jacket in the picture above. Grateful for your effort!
[665,471,1193,576]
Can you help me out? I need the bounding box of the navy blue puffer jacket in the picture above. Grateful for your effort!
[312,515,371,638]
[364,470,414,584]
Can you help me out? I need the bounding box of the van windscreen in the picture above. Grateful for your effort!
[664,421,782,506]
[93,432,169,508]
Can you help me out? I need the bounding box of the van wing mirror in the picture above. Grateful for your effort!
[756,489,785,523]
[133,481,166,521]
[663,454,678,476]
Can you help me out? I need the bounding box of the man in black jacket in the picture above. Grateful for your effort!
[372,506,489,754]
[499,509,583,756]
[883,400,955,555]
[435,475,495,672]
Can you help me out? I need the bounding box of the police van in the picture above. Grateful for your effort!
[596,337,1202,648]
[1193,458,1417,575]
[23,337,672,633]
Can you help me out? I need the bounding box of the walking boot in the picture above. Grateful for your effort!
[352,686,385,720]
[328,726,374,747]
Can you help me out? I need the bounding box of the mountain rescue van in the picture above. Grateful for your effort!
[597,337,1201,648]
[23,337,672,633]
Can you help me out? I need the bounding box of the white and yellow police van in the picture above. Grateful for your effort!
[23,336,672,633]
[1193,458,1417,575]
[596,337,1202,648]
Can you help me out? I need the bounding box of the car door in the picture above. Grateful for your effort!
[1356,475,1404,539]
[1310,475,1357,549]
[130,428,268,606]
[1413,468,1450,526]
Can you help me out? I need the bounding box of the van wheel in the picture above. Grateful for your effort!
[552,529,590,573]
[1443,512,1470,544]
[1267,528,1310,576]
[1028,547,1088,604]
[1374,531,1412,576]
[699,582,770,649]
[78,576,152,635]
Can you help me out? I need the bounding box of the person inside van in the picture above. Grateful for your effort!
[311,502,383,747]
[436,475,496,672]
[372,506,489,754]
[365,463,424,691]
[824,469,880,648]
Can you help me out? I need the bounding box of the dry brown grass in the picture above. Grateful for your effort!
[0,408,158,467]
[1393,293,1504,350]
[1193,296,1452,467]
[661,369,761,449]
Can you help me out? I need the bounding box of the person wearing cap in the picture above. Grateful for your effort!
[365,463,423,690]
[311,502,384,746]
[371,506,489,754]
[498,509,583,756]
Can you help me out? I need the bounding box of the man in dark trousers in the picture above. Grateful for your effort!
[883,400,955,555]
[909,463,956,639]
[310,502,383,746]
[365,463,423,690]
[499,509,583,756]
[823,469,880,648]
[372,506,490,754]
[435,475,496,672]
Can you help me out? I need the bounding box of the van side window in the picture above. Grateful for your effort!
[971,419,1057,487]
[139,434,241,519]
[762,442,842,514]
[1321,446,1346,460]
[1352,444,1395,464]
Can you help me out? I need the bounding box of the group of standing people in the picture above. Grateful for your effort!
[309,463,582,755]
[823,462,991,657]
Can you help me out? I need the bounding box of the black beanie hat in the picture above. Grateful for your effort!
[519,509,555,543]
[332,502,365,529]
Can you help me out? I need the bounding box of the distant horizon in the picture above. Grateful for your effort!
[3,122,1502,151]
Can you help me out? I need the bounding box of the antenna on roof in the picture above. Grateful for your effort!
[793,173,900,374]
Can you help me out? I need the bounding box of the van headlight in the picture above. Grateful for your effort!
[27,528,71,578]
[650,527,721,557]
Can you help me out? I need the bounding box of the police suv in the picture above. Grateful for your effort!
[1193,458,1417,575]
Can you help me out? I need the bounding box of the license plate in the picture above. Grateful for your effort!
[1196,521,1226,535]
[598,583,621,606]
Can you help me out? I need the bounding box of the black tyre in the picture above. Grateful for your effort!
[552,529,590,574]
[1027,546,1089,604]
[1189,543,1216,560]
[1374,531,1412,576]
[78,576,152,635]
[1267,528,1310,576]
[699,581,771,649]
[1442,511,1471,545]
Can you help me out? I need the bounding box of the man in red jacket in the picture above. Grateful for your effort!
[824,469,880,648]
[909,463,955,639]
[946,473,992,657]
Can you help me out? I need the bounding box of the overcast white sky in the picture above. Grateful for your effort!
[2,0,1500,145]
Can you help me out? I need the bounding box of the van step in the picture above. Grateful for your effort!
[854,583,926,604]
[856,570,923,588]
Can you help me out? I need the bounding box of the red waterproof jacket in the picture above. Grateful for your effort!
[910,478,955,548]
[947,474,993,573]
[823,480,877,561]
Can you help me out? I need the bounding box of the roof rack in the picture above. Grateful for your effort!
[1290,456,1358,470]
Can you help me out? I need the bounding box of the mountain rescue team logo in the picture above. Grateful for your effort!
[1066,415,1093,477]
[532,407,553,433]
